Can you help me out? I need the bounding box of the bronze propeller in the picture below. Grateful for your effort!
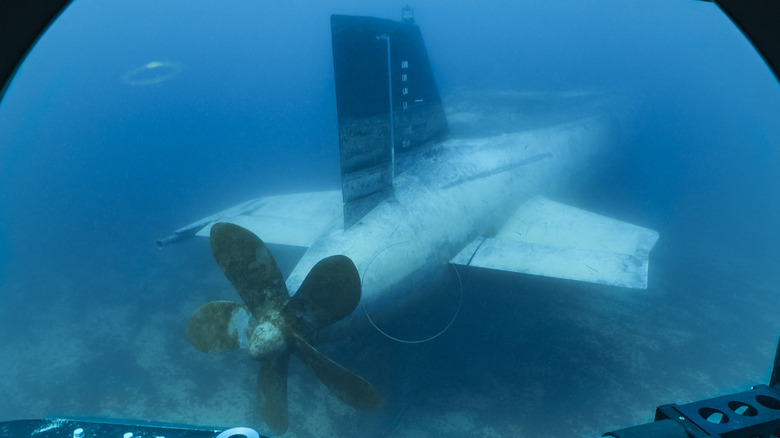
[186,222,383,434]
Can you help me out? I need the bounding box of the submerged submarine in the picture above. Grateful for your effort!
[1,1,780,438]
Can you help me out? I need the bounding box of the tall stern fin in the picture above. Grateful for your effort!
[330,14,448,228]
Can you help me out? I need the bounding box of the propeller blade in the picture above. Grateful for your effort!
[186,301,256,353]
[292,334,383,411]
[281,255,361,336]
[258,354,290,435]
[209,222,289,318]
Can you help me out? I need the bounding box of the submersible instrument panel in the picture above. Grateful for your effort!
[603,337,780,438]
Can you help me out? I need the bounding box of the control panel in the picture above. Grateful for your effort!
[0,418,265,438]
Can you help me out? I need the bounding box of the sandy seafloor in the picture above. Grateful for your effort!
[1,138,779,438]
[1,228,779,437]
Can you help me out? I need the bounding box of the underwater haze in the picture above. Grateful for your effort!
[2,0,780,437]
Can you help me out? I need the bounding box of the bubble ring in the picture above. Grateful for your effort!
[122,61,182,86]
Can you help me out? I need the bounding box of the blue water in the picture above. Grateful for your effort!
[1,0,780,436]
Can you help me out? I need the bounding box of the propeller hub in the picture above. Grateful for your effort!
[248,320,287,361]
